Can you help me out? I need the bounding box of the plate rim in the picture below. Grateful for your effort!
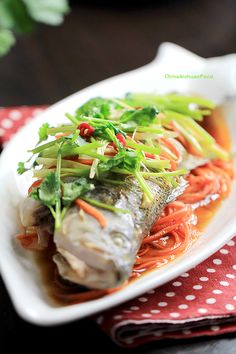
[0,42,236,325]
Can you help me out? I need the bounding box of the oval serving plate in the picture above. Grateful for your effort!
[0,43,236,325]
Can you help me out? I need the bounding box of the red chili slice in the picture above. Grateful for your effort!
[108,133,126,151]
[116,133,126,147]
[144,152,156,159]
[28,179,42,194]
[78,122,95,137]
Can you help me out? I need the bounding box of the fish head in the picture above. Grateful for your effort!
[54,206,136,289]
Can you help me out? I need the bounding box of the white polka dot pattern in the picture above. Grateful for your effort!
[220,281,229,286]
[9,110,22,120]
[181,273,189,278]
[220,249,229,254]
[178,304,188,310]
[206,298,216,304]
[130,306,139,311]
[172,281,182,287]
[150,309,160,314]
[165,292,175,297]
[185,295,196,301]
[225,304,235,311]
[226,273,235,279]
[142,313,152,318]
[170,312,180,318]
[197,308,208,314]
[207,268,216,273]
[213,259,222,265]
[0,106,46,144]
[32,108,44,116]
[1,119,13,129]
[200,277,209,282]
[96,235,236,347]
[193,285,202,290]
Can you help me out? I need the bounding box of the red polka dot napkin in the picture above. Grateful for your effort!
[0,106,46,145]
[96,239,236,347]
[1,106,236,347]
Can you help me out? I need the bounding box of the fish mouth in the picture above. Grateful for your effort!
[53,248,120,290]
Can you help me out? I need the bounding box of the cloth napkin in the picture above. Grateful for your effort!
[1,106,236,348]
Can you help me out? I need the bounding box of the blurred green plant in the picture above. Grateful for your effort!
[0,0,70,56]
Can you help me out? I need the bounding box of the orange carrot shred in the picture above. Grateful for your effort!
[77,158,94,165]
[55,132,71,139]
[28,179,42,194]
[75,198,107,228]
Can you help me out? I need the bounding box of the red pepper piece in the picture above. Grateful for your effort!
[78,122,95,137]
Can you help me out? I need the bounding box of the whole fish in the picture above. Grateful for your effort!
[53,177,186,289]
[18,93,228,291]
[20,149,208,289]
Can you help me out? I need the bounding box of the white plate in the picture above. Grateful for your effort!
[0,43,236,326]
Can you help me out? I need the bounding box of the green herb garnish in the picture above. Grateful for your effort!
[81,197,130,214]
[120,106,158,126]
[17,161,28,174]
[38,123,50,144]
[62,178,94,206]
[18,92,229,229]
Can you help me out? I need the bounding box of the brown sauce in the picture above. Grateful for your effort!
[34,108,233,306]
[195,198,222,231]
[201,107,232,151]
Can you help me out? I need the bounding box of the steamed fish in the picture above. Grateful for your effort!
[53,178,186,289]
[18,93,229,290]
[20,145,206,290]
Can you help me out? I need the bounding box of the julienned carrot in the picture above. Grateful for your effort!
[142,224,179,244]
[55,132,71,139]
[168,124,203,157]
[75,198,107,228]
[159,137,184,170]
[154,208,188,225]
[160,137,181,162]
[77,158,94,165]
[178,160,234,204]
[63,156,94,165]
